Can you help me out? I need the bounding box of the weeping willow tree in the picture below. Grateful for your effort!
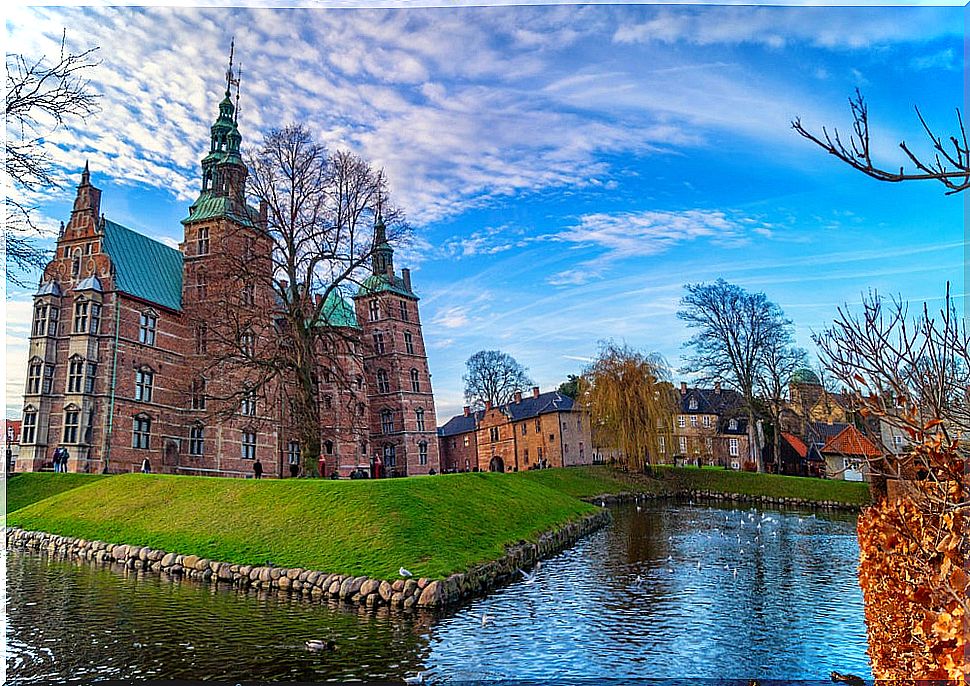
[578,342,678,473]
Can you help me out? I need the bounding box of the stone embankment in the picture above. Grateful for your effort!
[5,508,610,611]
[582,488,863,512]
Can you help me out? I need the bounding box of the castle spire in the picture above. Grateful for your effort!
[225,37,235,98]
[80,160,90,186]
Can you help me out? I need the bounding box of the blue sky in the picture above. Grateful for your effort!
[5,2,965,422]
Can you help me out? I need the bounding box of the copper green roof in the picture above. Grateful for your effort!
[316,291,359,329]
[102,219,183,311]
[181,192,258,227]
[791,368,821,385]
[355,273,416,299]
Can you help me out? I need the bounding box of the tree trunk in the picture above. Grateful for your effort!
[748,407,761,472]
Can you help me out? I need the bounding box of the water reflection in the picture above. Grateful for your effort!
[6,502,870,683]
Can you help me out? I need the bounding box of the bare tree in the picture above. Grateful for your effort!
[678,279,791,472]
[578,342,676,473]
[756,325,809,474]
[793,89,970,195]
[462,350,533,409]
[5,31,100,286]
[199,124,408,477]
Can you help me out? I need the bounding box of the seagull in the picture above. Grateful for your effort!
[600,501,606,507]
[696,561,702,571]
[733,568,738,579]
[305,639,337,652]
[481,612,492,627]
[518,568,538,584]
[667,555,673,563]
[634,574,643,585]
[399,567,413,578]
[404,673,426,685]
[667,567,674,573]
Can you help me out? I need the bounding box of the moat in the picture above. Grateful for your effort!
[6,502,871,684]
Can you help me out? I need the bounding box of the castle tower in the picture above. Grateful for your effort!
[354,216,440,476]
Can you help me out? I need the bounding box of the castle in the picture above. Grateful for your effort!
[16,60,440,478]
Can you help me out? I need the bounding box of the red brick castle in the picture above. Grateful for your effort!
[17,61,440,478]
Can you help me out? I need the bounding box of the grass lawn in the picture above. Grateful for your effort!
[6,473,111,514]
[7,471,597,579]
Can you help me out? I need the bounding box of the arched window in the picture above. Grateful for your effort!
[377,369,390,394]
[410,368,420,393]
[415,408,426,432]
[380,410,394,434]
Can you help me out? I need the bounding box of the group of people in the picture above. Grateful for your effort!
[50,446,70,472]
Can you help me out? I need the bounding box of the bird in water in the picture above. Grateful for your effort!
[305,639,337,652]
[481,612,492,627]
[404,672,426,685]
[634,574,643,585]
[518,568,538,584]
[399,567,413,578]
[830,671,865,686]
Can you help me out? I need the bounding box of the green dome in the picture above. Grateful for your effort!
[791,368,821,385]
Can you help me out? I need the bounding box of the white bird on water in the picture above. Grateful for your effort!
[399,567,413,578]
[481,612,493,627]
[404,672,426,685]
[518,568,538,585]
[635,574,643,585]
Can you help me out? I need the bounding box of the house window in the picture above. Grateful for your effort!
[690,415,698,427]
[191,378,206,410]
[490,427,499,442]
[729,438,739,456]
[658,435,666,455]
[288,441,300,465]
[679,436,687,454]
[73,300,89,333]
[195,323,207,354]
[404,331,414,354]
[198,227,210,255]
[383,443,396,467]
[703,415,711,428]
[132,415,151,449]
[42,365,54,394]
[416,408,426,432]
[26,361,42,394]
[85,362,97,394]
[241,388,257,416]
[418,441,428,465]
[893,435,904,448]
[189,425,205,455]
[241,430,256,460]
[135,368,154,402]
[196,271,208,300]
[677,415,686,428]
[688,398,698,410]
[63,409,80,443]
[381,410,394,434]
[410,368,420,392]
[377,369,390,394]
[360,440,368,456]
[240,330,255,357]
[324,440,334,456]
[67,357,84,393]
[728,419,738,431]
[139,312,157,346]
[373,332,385,355]
[521,424,527,436]
[399,300,409,321]
[21,409,37,443]
[535,419,541,433]
[463,435,469,447]
[368,300,380,321]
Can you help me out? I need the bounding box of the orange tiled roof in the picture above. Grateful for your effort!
[781,432,808,458]
[821,424,882,457]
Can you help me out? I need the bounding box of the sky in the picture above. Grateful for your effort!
[4,1,965,423]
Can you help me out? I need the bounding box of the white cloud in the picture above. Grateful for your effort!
[431,306,471,329]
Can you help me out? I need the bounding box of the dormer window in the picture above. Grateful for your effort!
[688,398,698,411]
[198,227,210,255]
[728,419,738,431]
[139,311,157,346]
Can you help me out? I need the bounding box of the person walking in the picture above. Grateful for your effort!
[253,458,263,479]
[55,446,68,473]
[141,457,151,474]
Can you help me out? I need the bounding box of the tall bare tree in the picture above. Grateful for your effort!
[793,89,969,195]
[678,279,792,472]
[462,350,533,409]
[578,342,676,473]
[199,124,408,477]
[5,31,100,286]
[756,325,809,473]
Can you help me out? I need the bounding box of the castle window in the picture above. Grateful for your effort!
[21,409,37,444]
[135,368,154,402]
[415,408,426,432]
[287,441,300,465]
[241,281,254,306]
[380,410,394,434]
[241,388,257,417]
[240,330,255,357]
[373,332,385,355]
[189,425,205,456]
[241,430,256,460]
[71,250,81,278]
[404,331,414,355]
[198,227,210,256]
[73,300,89,333]
[90,302,101,334]
[368,300,380,321]
[25,360,42,395]
[399,300,409,321]
[195,323,207,354]
[191,378,206,410]
[410,368,420,393]
[377,369,390,394]
[418,441,428,466]
[32,304,50,336]
[63,408,80,443]
[196,270,208,300]
[383,443,396,467]
[42,365,54,394]
[139,312,157,346]
[67,357,85,393]
[324,440,334,456]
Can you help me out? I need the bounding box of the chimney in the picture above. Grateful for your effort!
[402,268,412,292]
[680,382,687,395]
[714,381,721,395]
[485,400,493,410]
[532,386,540,398]
[514,390,522,404]
[463,405,471,417]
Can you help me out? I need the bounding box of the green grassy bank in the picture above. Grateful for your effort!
[6,473,110,514]
[6,466,868,579]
